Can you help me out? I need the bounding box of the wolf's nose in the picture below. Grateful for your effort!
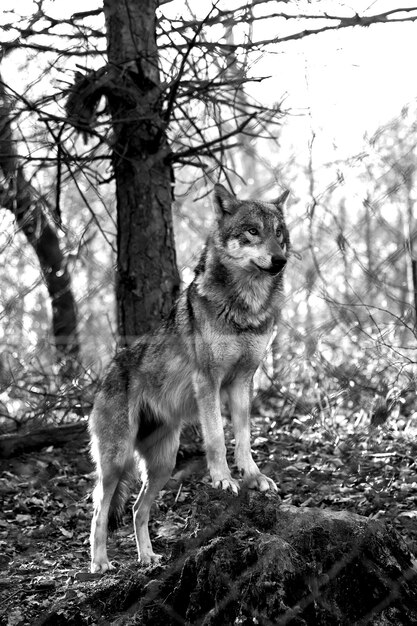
[271,255,287,272]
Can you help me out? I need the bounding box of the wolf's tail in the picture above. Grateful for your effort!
[107,459,137,532]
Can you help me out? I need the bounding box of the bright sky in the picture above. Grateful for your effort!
[267,16,417,164]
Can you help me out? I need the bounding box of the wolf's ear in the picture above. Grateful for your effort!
[272,189,290,210]
[213,184,237,217]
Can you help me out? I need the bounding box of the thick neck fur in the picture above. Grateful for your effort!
[193,236,283,331]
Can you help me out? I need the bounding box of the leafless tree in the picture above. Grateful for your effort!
[1,1,417,341]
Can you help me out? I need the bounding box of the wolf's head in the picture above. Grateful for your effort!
[213,184,290,276]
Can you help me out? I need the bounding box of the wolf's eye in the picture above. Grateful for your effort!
[248,228,259,236]
[276,229,282,238]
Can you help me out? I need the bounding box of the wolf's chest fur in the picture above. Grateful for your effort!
[192,249,282,333]
[133,289,274,424]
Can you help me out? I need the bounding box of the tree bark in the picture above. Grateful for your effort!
[0,77,79,373]
[103,0,180,343]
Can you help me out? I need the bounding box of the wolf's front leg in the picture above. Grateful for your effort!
[193,372,239,494]
[227,376,278,492]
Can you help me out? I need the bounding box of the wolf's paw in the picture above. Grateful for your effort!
[244,472,278,492]
[212,476,240,495]
[139,551,163,566]
[91,560,116,574]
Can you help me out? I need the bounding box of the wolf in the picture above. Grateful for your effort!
[89,183,290,573]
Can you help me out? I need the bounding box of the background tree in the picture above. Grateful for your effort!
[367,107,417,331]
[102,0,179,341]
[0,73,79,375]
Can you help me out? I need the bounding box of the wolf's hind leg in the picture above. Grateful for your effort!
[134,425,180,565]
[90,399,136,573]
[90,471,120,573]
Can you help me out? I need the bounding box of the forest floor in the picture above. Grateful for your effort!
[1,408,417,625]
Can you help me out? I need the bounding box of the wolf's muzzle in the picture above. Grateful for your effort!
[268,255,287,275]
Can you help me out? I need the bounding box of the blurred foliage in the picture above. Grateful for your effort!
[0,3,416,433]
[2,100,417,430]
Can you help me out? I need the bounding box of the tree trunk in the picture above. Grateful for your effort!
[103,0,180,343]
[412,259,417,334]
[0,78,79,374]
[0,422,87,458]
[405,179,417,333]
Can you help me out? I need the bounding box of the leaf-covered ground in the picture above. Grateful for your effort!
[1,414,417,625]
